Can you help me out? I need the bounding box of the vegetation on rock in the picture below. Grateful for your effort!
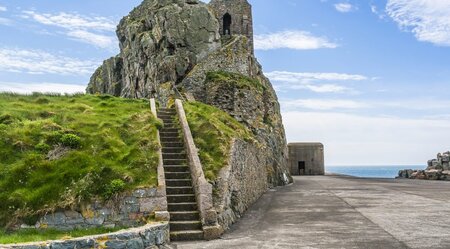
[0,93,159,227]
[183,101,253,181]
[206,71,266,93]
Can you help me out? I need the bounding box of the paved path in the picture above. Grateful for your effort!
[176,175,450,249]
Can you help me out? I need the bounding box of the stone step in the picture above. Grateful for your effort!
[160,120,174,124]
[170,221,202,231]
[163,125,175,129]
[162,147,184,154]
[160,128,179,133]
[164,159,187,165]
[164,165,189,172]
[166,186,194,195]
[168,194,196,203]
[160,132,180,138]
[170,211,200,221]
[166,179,192,187]
[168,202,198,212]
[170,230,204,241]
[162,153,186,160]
[165,172,191,180]
[161,137,183,143]
[158,113,175,118]
[158,109,176,113]
[161,142,184,148]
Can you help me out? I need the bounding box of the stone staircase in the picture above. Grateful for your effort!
[157,107,204,241]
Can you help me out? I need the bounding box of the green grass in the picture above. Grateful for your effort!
[206,71,266,92]
[0,93,160,227]
[0,227,122,244]
[183,101,254,181]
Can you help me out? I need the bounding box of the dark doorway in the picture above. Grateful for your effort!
[298,161,306,175]
[223,13,232,35]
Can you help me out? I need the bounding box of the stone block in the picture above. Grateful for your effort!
[105,240,127,249]
[85,216,105,225]
[126,238,145,249]
[155,211,170,222]
[41,212,66,226]
[140,197,167,212]
[203,224,224,240]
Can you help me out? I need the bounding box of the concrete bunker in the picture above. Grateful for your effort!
[288,143,325,175]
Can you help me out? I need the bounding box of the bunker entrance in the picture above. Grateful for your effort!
[298,161,306,175]
[223,13,232,35]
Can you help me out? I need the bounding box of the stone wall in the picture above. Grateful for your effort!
[213,139,269,230]
[208,0,253,50]
[19,187,168,231]
[3,223,169,249]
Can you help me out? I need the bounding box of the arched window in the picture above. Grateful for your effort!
[223,13,232,35]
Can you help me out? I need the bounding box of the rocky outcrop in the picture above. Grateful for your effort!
[87,0,292,232]
[87,56,123,96]
[88,0,221,99]
[398,151,450,180]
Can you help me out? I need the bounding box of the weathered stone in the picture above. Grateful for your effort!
[126,238,145,249]
[155,211,170,222]
[40,212,66,226]
[139,197,167,213]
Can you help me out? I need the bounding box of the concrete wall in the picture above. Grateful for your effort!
[288,143,324,175]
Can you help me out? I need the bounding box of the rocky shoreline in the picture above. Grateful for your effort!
[398,151,450,180]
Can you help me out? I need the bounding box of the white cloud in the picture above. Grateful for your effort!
[0,48,99,75]
[22,11,115,31]
[0,17,11,25]
[254,31,338,50]
[67,30,116,48]
[21,11,117,49]
[386,0,450,46]
[334,3,355,13]
[267,71,367,94]
[0,82,86,94]
[0,5,7,12]
[267,71,367,83]
[283,111,450,165]
[281,99,367,110]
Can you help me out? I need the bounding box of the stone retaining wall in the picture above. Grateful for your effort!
[20,187,168,231]
[3,222,169,249]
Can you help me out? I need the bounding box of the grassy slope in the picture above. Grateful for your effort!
[183,101,253,181]
[0,227,122,244]
[0,93,159,227]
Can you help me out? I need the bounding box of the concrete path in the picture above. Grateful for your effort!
[176,175,450,249]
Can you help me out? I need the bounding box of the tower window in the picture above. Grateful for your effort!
[223,13,232,35]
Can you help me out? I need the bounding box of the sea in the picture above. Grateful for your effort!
[326,165,425,179]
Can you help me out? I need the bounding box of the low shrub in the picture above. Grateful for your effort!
[60,134,81,149]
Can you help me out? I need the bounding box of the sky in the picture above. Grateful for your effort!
[0,0,450,166]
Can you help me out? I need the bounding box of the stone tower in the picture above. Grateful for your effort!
[209,0,254,51]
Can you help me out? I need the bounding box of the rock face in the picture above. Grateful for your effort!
[398,151,450,181]
[87,0,292,231]
[88,0,221,99]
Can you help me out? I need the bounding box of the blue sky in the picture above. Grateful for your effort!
[1,0,450,166]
